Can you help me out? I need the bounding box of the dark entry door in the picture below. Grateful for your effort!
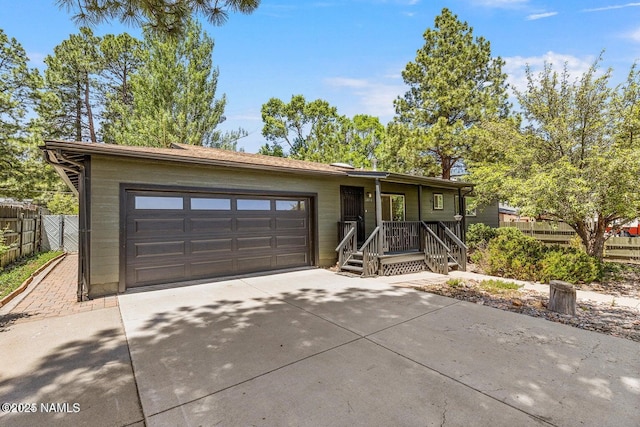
[340,186,365,245]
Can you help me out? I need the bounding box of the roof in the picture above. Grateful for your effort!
[41,140,473,192]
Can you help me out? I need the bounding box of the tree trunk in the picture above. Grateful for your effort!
[574,217,607,260]
[75,82,83,141]
[85,74,97,143]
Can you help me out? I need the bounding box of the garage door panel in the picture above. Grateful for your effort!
[276,218,307,230]
[133,241,185,258]
[236,217,273,231]
[133,264,186,286]
[236,255,273,270]
[190,218,233,233]
[190,238,233,254]
[276,235,308,248]
[126,191,312,288]
[190,259,235,277]
[237,236,273,250]
[133,218,185,235]
[276,253,308,267]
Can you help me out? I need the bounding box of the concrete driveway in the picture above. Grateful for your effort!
[118,269,640,427]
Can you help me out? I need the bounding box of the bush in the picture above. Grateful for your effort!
[466,223,498,250]
[471,226,602,284]
[541,249,602,284]
[473,227,547,281]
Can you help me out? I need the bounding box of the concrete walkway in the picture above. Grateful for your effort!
[1,261,639,426]
[0,254,144,427]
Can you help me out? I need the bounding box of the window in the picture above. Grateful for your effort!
[135,196,183,210]
[276,200,306,211]
[381,194,405,221]
[237,199,271,210]
[465,196,477,216]
[433,193,444,210]
[191,198,231,210]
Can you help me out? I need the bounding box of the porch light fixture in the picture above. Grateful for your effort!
[367,192,373,199]
[454,214,463,222]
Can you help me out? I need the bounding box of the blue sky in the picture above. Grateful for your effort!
[2,0,640,152]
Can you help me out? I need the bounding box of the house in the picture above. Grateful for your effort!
[42,141,473,301]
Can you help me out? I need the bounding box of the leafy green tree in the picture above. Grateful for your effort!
[261,95,381,166]
[113,20,231,147]
[57,0,261,36]
[393,8,509,179]
[46,193,79,215]
[261,95,339,157]
[469,58,640,259]
[42,27,103,142]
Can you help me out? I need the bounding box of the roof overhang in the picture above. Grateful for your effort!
[41,140,475,192]
[346,170,473,190]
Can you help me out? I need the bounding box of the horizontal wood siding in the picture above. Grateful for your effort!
[467,201,500,229]
[89,155,345,295]
[421,188,458,222]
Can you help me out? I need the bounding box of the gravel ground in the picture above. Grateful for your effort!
[405,277,640,343]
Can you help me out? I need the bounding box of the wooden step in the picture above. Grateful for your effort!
[341,264,364,273]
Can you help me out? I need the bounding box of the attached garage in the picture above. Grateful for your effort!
[124,189,313,288]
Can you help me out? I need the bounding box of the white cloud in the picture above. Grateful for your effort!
[626,27,640,42]
[324,77,405,118]
[582,2,640,12]
[526,11,558,20]
[470,0,528,8]
[504,52,595,94]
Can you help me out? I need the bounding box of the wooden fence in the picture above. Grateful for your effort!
[0,205,43,268]
[500,221,640,262]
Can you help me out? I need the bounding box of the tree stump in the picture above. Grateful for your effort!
[549,280,576,315]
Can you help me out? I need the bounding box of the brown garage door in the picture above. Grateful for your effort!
[124,190,313,288]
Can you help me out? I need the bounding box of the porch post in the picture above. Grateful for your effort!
[418,185,422,221]
[375,178,384,256]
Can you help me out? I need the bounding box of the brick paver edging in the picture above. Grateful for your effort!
[0,253,66,308]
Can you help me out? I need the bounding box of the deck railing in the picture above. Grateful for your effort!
[382,221,421,253]
[360,226,381,277]
[335,221,357,269]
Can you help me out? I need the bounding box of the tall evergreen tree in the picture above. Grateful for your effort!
[393,8,510,178]
[42,27,103,142]
[58,0,261,36]
[99,33,143,143]
[114,20,229,147]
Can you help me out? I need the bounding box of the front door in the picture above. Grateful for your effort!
[340,186,365,245]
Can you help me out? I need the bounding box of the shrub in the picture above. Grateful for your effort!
[473,227,547,281]
[466,223,498,250]
[541,249,602,284]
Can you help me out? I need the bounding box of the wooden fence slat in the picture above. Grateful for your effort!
[0,204,43,268]
[500,222,640,262]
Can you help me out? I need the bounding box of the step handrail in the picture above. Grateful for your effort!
[436,221,467,271]
[422,225,451,275]
[335,225,357,268]
[359,226,381,277]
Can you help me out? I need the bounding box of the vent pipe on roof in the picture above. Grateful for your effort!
[372,158,378,171]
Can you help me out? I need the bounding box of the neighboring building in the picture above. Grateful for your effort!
[43,141,473,300]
